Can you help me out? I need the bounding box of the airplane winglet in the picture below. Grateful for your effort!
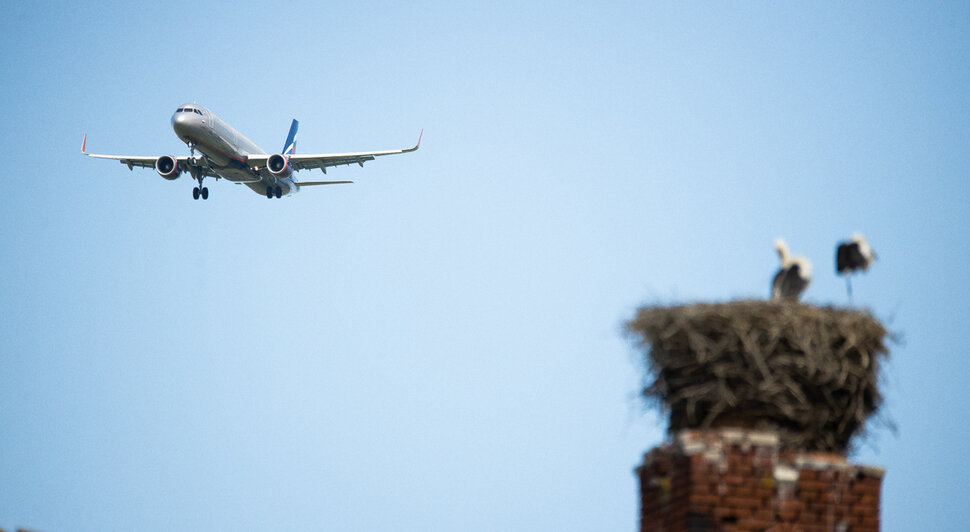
[81,133,87,154]
[407,129,423,152]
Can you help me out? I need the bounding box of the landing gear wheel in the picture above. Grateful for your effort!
[191,167,207,201]
[266,187,274,199]
[275,186,282,198]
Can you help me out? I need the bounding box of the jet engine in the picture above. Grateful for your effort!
[155,155,181,180]
[267,154,293,179]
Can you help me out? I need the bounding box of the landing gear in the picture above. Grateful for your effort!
[265,185,283,199]
[191,166,209,201]
[186,143,209,201]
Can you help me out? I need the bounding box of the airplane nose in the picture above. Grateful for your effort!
[171,111,192,135]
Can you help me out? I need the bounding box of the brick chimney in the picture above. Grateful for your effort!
[636,429,883,531]
[627,301,889,532]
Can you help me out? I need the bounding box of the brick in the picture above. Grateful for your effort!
[638,433,882,532]
[776,507,799,522]
[729,496,764,510]
[690,494,721,508]
[798,479,829,492]
[857,494,879,507]
[691,481,712,495]
[732,484,758,498]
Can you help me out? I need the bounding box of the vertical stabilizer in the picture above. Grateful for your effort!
[282,119,299,155]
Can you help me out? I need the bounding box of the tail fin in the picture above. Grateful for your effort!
[282,119,299,155]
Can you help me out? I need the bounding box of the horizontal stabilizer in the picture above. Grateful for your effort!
[297,180,354,186]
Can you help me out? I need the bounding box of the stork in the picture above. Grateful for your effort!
[771,238,812,302]
[836,232,875,301]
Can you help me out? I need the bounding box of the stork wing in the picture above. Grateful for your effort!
[773,264,810,301]
[836,243,868,274]
[836,244,851,274]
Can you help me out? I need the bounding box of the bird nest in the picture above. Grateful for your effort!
[627,300,889,452]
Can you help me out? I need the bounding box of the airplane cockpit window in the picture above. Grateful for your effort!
[177,108,184,112]
[194,109,203,115]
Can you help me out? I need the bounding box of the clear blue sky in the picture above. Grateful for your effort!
[1,2,968,530]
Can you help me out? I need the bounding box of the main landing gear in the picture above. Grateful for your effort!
[265,185,283,199]
[192,172,208,200]
[190,172,209,200]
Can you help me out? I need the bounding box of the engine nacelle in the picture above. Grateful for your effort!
[155,155,181,180]
[267,153,293,179]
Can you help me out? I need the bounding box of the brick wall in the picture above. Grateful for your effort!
[637,429,883,532]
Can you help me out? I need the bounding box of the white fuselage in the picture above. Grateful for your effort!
[171,105,297,197]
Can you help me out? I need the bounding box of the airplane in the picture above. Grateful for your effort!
[82,103,421,200]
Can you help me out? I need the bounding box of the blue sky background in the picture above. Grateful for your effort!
[1,2,968,530]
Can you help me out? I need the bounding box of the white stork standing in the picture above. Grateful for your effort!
[836,232,876,301]
[771,238,812,302]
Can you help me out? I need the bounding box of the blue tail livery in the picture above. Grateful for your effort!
[283,119,299,155]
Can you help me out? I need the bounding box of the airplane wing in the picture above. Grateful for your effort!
[248,130,422,174]
[81,134,219,178]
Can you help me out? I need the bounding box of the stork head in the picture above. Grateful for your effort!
[774,238,790,263]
